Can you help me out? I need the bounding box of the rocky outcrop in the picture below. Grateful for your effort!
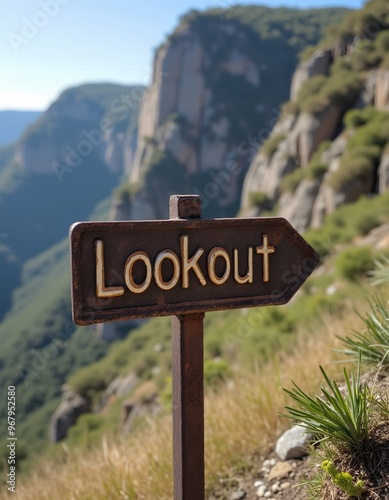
[130,23,261,186]
[14,84,142,176]
[240,29,389,232]
[128,16,298,218]
[96,373,138,411]
[241,102,343,222]
[49,385,89,442]
[290,50,332,101]
[378,152,389,193]
[279,178,322,233]
[375,70,389,110]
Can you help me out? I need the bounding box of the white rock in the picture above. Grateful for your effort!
[276,424,313,460]
[256,485,267,497]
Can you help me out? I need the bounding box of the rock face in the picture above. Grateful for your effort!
[240,38,389,232]
[378,153,389,193]
[14,84,143,176]
[290,50,332,101]
[131,22,261,183]
[49,386,89,442]
[279,178,322,234]
[126,13,304,219]
[375,70,389,110]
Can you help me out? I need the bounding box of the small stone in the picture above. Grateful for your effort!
[254,481,264,488]
[231,491,247,500]
[280,482,291,490]
[256,485,267,497]
[263,459,272,468]
[264,493,272,498]
[268,462,294,481]
[270,458,276,466]
[271,484,280,493]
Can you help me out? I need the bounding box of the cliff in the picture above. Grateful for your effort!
[14,83,144,177]
[122,6,348,219]
[241,0,389,233]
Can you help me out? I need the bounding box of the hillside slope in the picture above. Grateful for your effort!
[0,83,143,319]
[0,5,350,470]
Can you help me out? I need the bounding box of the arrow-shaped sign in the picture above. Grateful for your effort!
[70,216,319,325]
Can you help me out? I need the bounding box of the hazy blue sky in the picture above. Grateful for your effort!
[2,0,364,111]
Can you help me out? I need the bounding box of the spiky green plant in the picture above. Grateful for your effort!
[370,256,389,286]
[282,362,369,451]
[338,298,389,367]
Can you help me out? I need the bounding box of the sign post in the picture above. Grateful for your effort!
[70,194,320,500]
[170,196,205,500]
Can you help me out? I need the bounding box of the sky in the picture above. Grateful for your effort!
[1,0,364,112]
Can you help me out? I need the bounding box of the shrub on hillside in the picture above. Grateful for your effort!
[204,359,231,388]
[262,133,285,159]
[307,160,328,179]
[296,69,364,114]
[114,182,139,201]
[335,246,374,282]
[376,30,389,52]
[280,168,305,193]
[68,364,117,401]
[305,192,389,257]
[344,107,381,129]
[326,155,375,192]
[248,191,272,210]
[280,160,327,194]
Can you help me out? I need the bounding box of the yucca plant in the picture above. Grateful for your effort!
[338,297,389,368]
[370,256,389,286]
[282,362,369,451]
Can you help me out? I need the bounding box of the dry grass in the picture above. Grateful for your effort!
[4,303,367,500]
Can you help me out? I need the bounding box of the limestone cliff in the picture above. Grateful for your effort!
[128,18,263,219]
[241,2,389,233]
[123,7,347,219]
[14,83,143,177]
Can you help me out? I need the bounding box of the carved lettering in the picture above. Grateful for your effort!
[95,240,124,298]
[124,251,152,293]
[180,235,206,288]
[154,250,180,291]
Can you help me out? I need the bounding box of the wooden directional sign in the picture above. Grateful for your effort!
[70,195,320,500]
[70,211,319,326]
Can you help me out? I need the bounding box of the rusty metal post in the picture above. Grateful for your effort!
[170,195,205,500]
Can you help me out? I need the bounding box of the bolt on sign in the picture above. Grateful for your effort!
[70,195,320,500]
